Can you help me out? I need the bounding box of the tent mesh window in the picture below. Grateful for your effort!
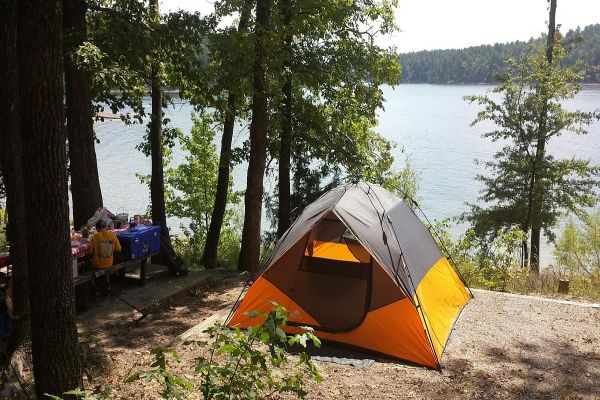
[265,213,404,332]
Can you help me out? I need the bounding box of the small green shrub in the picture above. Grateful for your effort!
[215,207,243,269]
[45,388,110,400]
[138,114,242,269]
[79,333,110,383]
[170,207,242,271]
[434,220,526,291]
[171,235,201,270]
[164,113,242,268]
[127,304,322,399]
[472,226,527,291]
[435,216,600,299]
[553,212,600,278]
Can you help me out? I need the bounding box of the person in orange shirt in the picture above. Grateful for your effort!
[89,220,121,269]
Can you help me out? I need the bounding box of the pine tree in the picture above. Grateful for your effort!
[465,32,599,269]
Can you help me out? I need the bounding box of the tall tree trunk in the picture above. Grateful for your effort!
[521,221,530,269]
[530,226,542,271]
[545,0,557,65]
[0,0,30,355]
[238,0,271,272]
[64,0,103,229]
[17,0,82,396]
[529,0,557,274]
[277,0,292,238]
[202,93,235,269]
[202,4,252,269]
[149,0,166,227]
[523,166,535,269]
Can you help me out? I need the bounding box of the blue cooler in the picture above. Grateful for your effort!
[116,225,161,261]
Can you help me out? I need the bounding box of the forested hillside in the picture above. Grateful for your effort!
[399,23,600,83]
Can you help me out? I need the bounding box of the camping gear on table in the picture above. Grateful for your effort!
[116,225,161,261]
[228,181,472,369]
[114,212,128,229]
[86,207,115,229]
[116,212,129,224]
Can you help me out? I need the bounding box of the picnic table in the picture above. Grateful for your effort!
[71,224,160,311]
[73,251,158,311]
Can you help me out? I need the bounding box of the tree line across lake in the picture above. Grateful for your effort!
[399,23,600,84]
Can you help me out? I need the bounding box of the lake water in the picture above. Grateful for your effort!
[93,84,600,266]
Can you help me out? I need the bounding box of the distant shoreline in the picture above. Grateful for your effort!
[106,84,600,95]
[398,82,600,88]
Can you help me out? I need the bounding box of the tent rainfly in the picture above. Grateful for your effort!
[228,182,472,369]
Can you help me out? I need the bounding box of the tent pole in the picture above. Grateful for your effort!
[398,251,442,370]
[363,181,443,369]
[367,181,474,300]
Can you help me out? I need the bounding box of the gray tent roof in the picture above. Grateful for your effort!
[259,181,446,298]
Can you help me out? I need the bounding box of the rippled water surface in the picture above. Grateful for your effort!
[93,84,600,265]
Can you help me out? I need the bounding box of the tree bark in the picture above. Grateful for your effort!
[530,225,541,272]
[524,165,535,269]
[202,93,235,269]
[17,0,82,396]
[0,0,30,353]
[202,4,252,269]
[64,0,104,228]
[529,0,557,274]
[238,0,271,272]
[149,0,166,227]
[277,0,292,238]
[546,0,557,65]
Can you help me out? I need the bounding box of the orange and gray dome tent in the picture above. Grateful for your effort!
[227,181,472,369]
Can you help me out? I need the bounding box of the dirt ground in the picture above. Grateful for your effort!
[79,274,600,400]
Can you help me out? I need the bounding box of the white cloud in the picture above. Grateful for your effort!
[392,0,600,52]
[160,0,600,52]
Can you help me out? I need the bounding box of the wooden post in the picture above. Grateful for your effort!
[558,279,569,294]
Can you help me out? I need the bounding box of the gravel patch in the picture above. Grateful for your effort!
[83,278,600,400]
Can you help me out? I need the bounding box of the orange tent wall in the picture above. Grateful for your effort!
[228,276,438,368]
[306,240,367,262]
[228,276,320,327]
[415,256,471,359]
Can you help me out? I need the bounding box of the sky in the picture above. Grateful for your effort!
[161,0,600,52]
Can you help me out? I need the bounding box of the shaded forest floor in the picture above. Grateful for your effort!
[66,271,600,400]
